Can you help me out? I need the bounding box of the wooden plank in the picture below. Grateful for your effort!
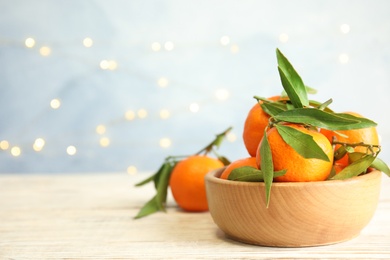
[0,173,389,259]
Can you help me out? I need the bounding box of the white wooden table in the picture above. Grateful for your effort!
[0,172,389,259]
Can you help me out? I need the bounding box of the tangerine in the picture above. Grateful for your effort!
[256,124,334,182]
[243,96,281,157]
[169,155,224,211]
[220,157,258,180]
[320,112,379,167]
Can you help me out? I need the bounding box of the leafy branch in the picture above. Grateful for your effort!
[134,127,232,219]
[230,48,389,207]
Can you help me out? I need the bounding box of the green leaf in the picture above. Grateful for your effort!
[316,98,333,111]
[135,162,166,187]
[260,100,287,117]
[274,108,377,130]
[228,166,264,182]
[276,48,308,108]
[154,162,173,210]
[371,157,390,177]
[305,85,318,94]
[134,162,173,219]
[338,113,378,129]
[275,124,330,162]
[134,196,161,219]
[334,145,348,161]
[217,155,231,166]
[331,155,375,180]
[228,166,287,182]
[281,85,317,97]
[308,100,334,113]
[259,129,274,208]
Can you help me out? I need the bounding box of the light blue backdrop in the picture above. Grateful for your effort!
[1,0,389,173]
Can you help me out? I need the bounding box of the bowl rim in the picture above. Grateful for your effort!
[205,167,382,187]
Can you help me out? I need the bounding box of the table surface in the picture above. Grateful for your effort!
[0,172,389,259]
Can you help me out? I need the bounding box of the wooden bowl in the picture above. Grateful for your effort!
[205,168,382,247]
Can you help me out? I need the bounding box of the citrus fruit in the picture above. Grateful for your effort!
[320,112,379,167]
[220,157,258,180]
[169,155,224,211]
[256,124,334,182]
[243,96,281,157]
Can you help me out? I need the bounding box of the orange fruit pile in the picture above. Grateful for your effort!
[170,155,224,211]
[222,99,379,182]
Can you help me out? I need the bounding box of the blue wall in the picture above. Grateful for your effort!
[1,0,389,173]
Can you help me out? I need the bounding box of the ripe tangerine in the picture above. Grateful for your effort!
[169,155,224,211]
[242,96,281,157]
[220,157,258,180]
[256,124,334,182]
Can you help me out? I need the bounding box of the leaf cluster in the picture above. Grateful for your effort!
[134,127,232,219]
[230,48,389,207]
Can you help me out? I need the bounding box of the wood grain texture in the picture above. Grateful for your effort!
[206,169,382,247]
[0,172,389,259]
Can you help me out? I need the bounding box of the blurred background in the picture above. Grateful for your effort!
[1,0,389,174]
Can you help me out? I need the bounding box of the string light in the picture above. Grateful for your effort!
[96,125,106,135]
[11,146,21,157]
[0,140,9,150]
[159,109,170,119]
[99,137,110,147]
[50,98,61,109]
[33,138,45,152]
[340,24,350,34]
[227,132,237,142]
[25,37,35,48]
[66,145,77,155]
[339,53,349,64]
[125,110,136,120]
[100,60,117,70]
[1,33,358,172]
[127,165,137,175]
[157,77,169,88]
[83,37,93,47]
[189,103,200,113]
[215,88,230,101]
[279,33,289,43]
[39,46,51,56]
[230,44,239,54]
[164,41,174,51]
[151,42,161,52]
[137,109,148,118]
[220,36,230,46]
[159,138,172,148]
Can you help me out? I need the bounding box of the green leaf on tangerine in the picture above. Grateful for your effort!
[276,48,309,108]
[274,108,377,130]
[331,155,375,180]
[228,166,286,182]
[259,129,274,208]
[228,166,264,182]
[217,155,231,166]
[260,100,287,117]
[334,145,348,161]
[275,124,330,162]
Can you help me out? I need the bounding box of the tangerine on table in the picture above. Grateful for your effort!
[320,112,379,167]
[243,96,281,157]
[220,157,258,180]
[169,155,224,212]
[256,124,334,182]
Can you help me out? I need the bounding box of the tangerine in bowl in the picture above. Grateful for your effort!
[205,167,382,247]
